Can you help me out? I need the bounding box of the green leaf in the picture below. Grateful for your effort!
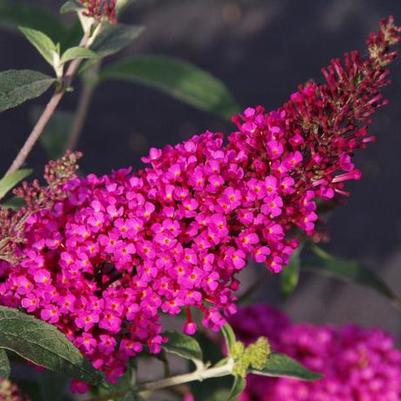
[0,306,102,384]
[61,46,98,64]
[0,169,32,200]
[60,1,83,14]
[306,246,401,307]
[281,246,302,298]
[89,23,144,58]
[30,108,74,159]
[250,353,321,381]
[221,324,236,354]
[19,26,58,66]
[162,331,203,365]
[0,349,10,378]
[0,70,55,112]
[100,55,240,120]
[0,0,66,41]
[227,376,246,401]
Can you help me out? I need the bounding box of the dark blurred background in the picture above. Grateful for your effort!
[1,0,401,337]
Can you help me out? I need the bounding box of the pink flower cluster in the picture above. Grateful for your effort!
[230,305,401,401]
[0,18,399,385]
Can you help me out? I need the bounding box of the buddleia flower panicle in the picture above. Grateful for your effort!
[0,19,399,387]
[230,305,401,401]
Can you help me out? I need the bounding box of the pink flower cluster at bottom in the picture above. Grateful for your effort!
[229,305,401,401]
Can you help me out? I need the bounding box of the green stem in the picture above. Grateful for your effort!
[86,359,234,401]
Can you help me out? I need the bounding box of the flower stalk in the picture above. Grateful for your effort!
[86,359,234,401]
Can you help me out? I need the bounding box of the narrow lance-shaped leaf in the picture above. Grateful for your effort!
[89,23,144,59]
[227,376,246,401]
[0,70,55,112]
[221,324,237,354]
[0,306,102,384]
[250,353,321,381]
[0,169,32,200]
[19,26,58,66]
[0,0,66,41]
[61,47,98,64]
[162,331,203,366]
[0,349,10,378]
[80,23,144,74]
[305,246,401,307]
[100,55,241,120]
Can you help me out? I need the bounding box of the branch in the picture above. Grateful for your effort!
[137,359,233,393]
[4,24,99,176]
[85,359,234,401]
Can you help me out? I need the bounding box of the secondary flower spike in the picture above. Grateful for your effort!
[0,18,399,384]
[230,305,401,401]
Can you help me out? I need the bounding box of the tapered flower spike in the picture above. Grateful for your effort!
[0,18,399,386]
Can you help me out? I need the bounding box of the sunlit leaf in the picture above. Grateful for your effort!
[250,353,321,380]
[61,46,98,64]
[19,26,59,66]
[162,331,203,365]
[0,306,102,384]
[101,55,240,119]
[0,169,31,200]
[0,69,55,112]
